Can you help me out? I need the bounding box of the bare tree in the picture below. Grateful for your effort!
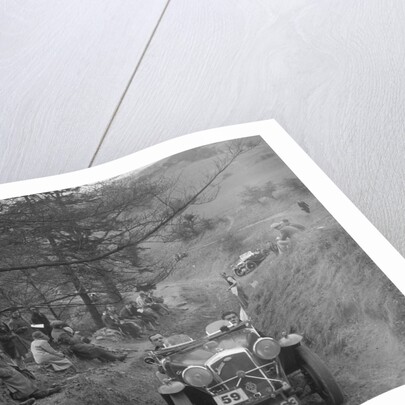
[0,139,257,326]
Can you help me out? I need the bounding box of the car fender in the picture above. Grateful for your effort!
[158,381,186,395]
[278,333,303,347]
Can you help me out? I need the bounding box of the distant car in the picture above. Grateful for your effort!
[145,320,344,405]
[232,249,269,277]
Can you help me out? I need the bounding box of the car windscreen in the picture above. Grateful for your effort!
[169,328,259,366]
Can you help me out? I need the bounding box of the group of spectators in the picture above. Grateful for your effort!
[0,290,170,403]
[0,309,50,370]
[0,309,64,403]
[101,290,170,338]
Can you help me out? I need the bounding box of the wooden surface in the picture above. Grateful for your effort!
[1,0,405,256]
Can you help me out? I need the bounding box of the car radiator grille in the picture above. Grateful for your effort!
[207,351,283,397]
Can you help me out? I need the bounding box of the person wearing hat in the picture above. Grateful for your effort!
[30,331,74,372]
[50,320,71,344]
[30,307,52,339]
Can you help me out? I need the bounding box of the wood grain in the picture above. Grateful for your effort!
[1,0,405,258]
[93,0,405,256]
[0,0,167,182]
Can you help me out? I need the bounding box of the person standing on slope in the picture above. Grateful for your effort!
[271,219,305,253]
[220,273,249,309]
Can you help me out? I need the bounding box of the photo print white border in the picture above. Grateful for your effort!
[1,120,404,403]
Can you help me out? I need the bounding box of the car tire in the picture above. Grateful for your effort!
[295,346,345,405]
[169,392,194,405]
[234,267,245,277]
[245,260,257,272]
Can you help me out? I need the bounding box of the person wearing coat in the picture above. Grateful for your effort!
[0,322,30,369]
[102,305,142,338]
[136,292,166,317]
[270,220,305,253]
[50,320,72,343]
[8,311,33,349]
[56,330,127,362]
[30,331,74,371]
[0,351,61,403]
[30,307,52,338]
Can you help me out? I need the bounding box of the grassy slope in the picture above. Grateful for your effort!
[246,220,405,403]
[150,141,405,403]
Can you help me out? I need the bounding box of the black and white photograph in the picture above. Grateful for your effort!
[1,132,404,405]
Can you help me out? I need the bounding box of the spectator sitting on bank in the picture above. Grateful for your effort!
[30,307,52,339]
[102,305,143,338]
[30,331,74,372]
[118,303,137,320]
[0,351,61,404]
[136,292,169,316]
[119,303,155,332]
[59,334,127,363]
[132,298,160,325]
[129,302,159,329]
[50,321,76,344]
[8,311,33,349]
[147,291,170,313]
[51,324,127,362]
[0,321,30,369]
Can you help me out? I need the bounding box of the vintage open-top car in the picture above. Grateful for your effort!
[144,320,345,405]
[232,249,270,277]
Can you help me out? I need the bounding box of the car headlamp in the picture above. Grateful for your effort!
[182,366,213,387]
[253,337,281,360]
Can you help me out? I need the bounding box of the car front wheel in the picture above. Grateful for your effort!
[168,391,194,405]
[295,346,345,405]
[234,267,246,277]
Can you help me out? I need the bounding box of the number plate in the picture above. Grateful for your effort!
[214,388,249,405]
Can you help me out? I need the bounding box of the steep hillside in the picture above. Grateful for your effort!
[244,221,405,404]
[137,139,405,404]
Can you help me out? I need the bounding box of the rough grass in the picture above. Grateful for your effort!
[245,222,405,403]
[249,223,405,349]
[146,144,405,403]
